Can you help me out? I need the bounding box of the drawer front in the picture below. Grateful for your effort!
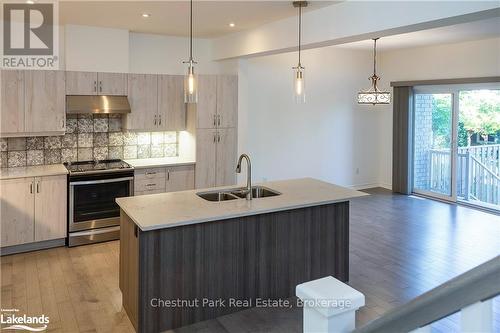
[135,178,166,192]
[134,167,166,181]
[135,189,165,196]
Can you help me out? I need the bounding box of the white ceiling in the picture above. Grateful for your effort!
[338,17,500,51]
[59,1,337,38]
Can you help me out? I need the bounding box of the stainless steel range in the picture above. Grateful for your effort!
[65,159,134,246]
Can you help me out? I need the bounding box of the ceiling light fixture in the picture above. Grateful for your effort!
[142,13,151,18]
[229,23,235,28]
[26,0,35,4]
[292,1,307,104]
[183,0,198,104]
[358,38,391,105]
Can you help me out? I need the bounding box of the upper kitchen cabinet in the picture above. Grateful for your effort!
[125,73,158,131]
[158,75,186,131]
[196,75,238,129]
[98,72,128,95]
[66,71,127,95]
[217,75,238,128]
[66,71,97,95]
[197,75,217,129]
[0,70,25,135]
[24,70,66,134]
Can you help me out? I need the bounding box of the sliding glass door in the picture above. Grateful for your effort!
[413,92,454,200]
[412,84,500,212]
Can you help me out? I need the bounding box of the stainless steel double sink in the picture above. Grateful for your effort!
[197,186,281,202]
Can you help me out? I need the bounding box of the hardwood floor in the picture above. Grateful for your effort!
[1,188,499,332]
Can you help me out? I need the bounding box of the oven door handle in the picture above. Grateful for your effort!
[70,176,134,186]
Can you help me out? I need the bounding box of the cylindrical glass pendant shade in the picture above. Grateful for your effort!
[184,64,198,104]
[293,66,305,103]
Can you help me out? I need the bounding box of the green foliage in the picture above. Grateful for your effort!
[459,90,500,136]
[430,90,500,148]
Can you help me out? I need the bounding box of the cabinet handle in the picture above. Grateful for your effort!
[99,81,103,93]
[213,133,216,143]
[217,132,221,143]
[154,115,157,126]
[94,80,97,92]
[167,170,170,181]
[159,115,162,126]
[36,181,40,193]
[30,182,33,194]
[61,119,65,128]
[145,171,157,175]
[146,183,157,187]
[218,115,221,126]
[213,115,216,127]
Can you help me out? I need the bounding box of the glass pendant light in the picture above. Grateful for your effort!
[183,0,198,104]
[358,38,391,105]
[292,1,307,104]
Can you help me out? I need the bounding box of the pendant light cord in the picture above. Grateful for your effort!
[298,4,302,67]
[189,0,193,61]
[373,38,378,76]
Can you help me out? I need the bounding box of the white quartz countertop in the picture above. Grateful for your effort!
[116,178,368,231]
[0,164,68,180]
[124,157,196,169]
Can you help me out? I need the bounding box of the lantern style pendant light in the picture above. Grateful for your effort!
[183,0,198,104]
[358,38,391,105]
[292,1,307,104]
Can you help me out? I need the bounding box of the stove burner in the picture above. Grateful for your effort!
[65,159,132,174]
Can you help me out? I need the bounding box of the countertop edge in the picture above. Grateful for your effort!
[119,196,362,232]
[0,165,68,180]
[124,159,196,169]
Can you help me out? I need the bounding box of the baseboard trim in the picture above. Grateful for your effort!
[348,183,392,191]
[1,238,65,256]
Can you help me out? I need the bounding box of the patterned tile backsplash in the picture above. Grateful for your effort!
[0,114,178,168]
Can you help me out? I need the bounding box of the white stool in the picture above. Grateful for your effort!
[296,276,365,333]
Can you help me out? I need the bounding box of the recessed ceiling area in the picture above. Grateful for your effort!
[338,17,500,51]
[59,1,337,38]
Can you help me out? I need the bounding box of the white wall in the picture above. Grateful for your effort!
[377,37,500,187]
[64,25,129,72]
[238,46,383,188]
[129,32,237,75]
[63,25,236,74]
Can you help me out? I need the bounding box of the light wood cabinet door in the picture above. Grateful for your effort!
[217,75,238,128]
[126,74,158,131]
[0,177,35,247]
[25,70,66,133]
[66,71,97,95]
[34,175,67,242]
[158,75,186,131]
[0,70,25,135]
[216,128,237,186]
[196,75,217,129]
[195,129,217,188]
[166,165,195,192]
[98,72,127,95]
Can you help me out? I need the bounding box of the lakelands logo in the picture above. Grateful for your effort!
[0,309,49,331]
[1,0,59,69]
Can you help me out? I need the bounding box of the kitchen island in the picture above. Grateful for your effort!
[116,178,367,332]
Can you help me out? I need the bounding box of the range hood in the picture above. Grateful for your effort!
[66,95,131,114]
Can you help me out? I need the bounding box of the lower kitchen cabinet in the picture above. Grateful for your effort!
[34,175,67,242]
[0,177,35,247]
[134,165,195,196]
[195,128,237,189]
[0,175,67,248]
